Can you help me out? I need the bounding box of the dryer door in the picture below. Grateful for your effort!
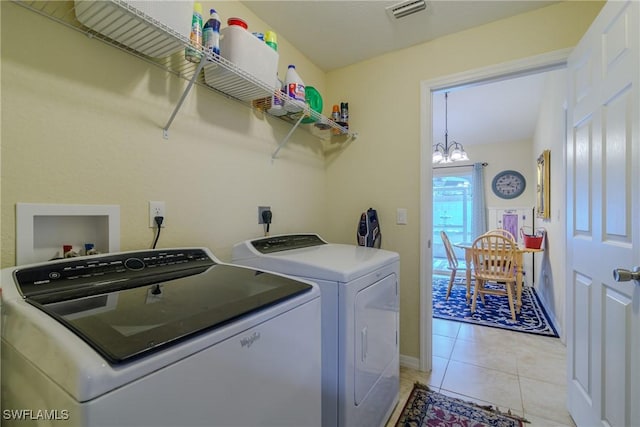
[354,272,398,405]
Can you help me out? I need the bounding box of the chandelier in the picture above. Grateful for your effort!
[432,92,469,164]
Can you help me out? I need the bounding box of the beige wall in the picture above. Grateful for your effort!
[532,69,569,339]
[324,1,603,359]
[1,1,603,361]
[0,0,3,265]
[1,1,330,267]
[465,140,536,208]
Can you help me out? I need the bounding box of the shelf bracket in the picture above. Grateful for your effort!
[272,113,306,160]
[162,54,207,139]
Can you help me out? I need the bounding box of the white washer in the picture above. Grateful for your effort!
[1,248,321,427]
[232,234,400,427]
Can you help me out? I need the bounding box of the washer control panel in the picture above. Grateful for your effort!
[14,249,215,299]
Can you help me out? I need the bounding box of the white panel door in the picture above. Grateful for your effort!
[566,1,640,426]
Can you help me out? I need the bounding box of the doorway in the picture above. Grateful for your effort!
[419,49,570,371]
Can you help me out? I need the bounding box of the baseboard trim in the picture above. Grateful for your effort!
[400,354,420,370]
[534,286,563,341]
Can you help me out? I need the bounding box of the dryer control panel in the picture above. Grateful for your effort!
[250,234,327,254]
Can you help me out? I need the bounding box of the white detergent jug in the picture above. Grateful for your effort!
[267,75,286,116]
[284,65,305,113]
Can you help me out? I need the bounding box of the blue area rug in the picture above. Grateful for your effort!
[433,276,558,337]
[395,382,527,426]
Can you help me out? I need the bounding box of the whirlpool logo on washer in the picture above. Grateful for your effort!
[240,332,261,348]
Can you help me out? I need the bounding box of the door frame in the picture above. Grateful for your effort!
[419,49,571,371]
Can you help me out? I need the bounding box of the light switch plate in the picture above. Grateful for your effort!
[397,208,408,225]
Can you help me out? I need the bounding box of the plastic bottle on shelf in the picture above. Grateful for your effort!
[284,65,305,113]
[340,102,349,123]
[331,104,340,121]
[331,104,341,135]
[202,8,221,57]
[185,2,203,63]
[267,76,286,116]
[265,31,278,51]
[338,102,349,130]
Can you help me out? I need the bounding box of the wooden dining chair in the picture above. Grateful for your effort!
[484,228,517,242]
[484,228,519,279]
[470,233,518,320]
[440,231,472,301]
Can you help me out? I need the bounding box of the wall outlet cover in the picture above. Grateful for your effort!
[258,206,271,224]
[149,201,166,228]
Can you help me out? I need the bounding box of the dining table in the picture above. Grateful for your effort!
[453,241,544,314]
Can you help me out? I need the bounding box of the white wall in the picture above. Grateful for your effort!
[532,69,568,338]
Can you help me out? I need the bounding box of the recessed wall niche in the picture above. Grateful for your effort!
[16,203,120,265]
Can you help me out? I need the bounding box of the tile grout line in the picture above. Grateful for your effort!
[450,326,524,416]
[515,356,526,416]
[429,319,570,423]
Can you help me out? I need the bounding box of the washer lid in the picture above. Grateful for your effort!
[28,264,313,364]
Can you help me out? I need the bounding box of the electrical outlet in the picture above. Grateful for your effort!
[258,206,271,224]
[149,201,166,228]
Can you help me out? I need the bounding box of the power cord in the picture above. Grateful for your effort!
[152,216,164,249]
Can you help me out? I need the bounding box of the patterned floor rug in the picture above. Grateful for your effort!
[395,383,527,427]
[433,276,559,337]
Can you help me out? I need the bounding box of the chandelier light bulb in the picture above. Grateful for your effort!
[432,150,444,163]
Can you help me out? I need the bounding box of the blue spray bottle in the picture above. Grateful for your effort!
[202,8,221,56]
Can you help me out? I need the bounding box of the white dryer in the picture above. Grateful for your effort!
[232,234,400,427]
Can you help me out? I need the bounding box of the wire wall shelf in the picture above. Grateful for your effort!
[13,0,356,158]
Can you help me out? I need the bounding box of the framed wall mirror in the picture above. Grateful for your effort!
[536,149,551,219]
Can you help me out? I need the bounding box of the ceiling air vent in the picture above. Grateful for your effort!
[387,0,427,19]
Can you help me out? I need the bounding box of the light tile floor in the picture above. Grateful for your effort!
[386,318,574,426]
